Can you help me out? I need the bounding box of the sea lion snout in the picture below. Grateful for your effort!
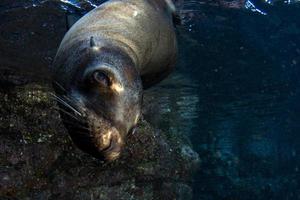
[89,115,125,161]
[94,127,124,161]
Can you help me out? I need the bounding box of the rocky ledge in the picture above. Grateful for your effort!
[0,83,199,200]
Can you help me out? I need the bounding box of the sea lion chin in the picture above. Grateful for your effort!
[51,0,177,161]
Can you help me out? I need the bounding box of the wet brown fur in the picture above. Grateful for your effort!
[52,0,177,161]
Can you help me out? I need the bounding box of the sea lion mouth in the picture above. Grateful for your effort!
[52,88,129,162]
[93,127,124,161]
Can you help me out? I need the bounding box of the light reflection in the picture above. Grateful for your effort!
[245,0,267,15]
[144,73,200,138]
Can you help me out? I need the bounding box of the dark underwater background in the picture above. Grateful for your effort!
[0,0,299,199]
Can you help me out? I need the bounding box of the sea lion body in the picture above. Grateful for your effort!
[52,0,177,161]
[55,0,177,87]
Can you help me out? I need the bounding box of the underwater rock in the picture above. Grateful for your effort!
[0,68,30,91]
[0,1,66,83]
[0,83,199,200]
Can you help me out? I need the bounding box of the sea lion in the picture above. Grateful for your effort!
[51,0,178,161]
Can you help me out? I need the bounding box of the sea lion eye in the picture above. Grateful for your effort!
[92,71,110,86]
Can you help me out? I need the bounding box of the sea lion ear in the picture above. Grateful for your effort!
[90,36,96,48]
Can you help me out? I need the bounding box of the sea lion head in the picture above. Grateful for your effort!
[52,37,142,161]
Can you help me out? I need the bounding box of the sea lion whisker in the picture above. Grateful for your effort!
[51,92,80,106]
[53,92,87,115]
[62,94,86,111]
[59,93,82,107]
[50,93,83,117]
[53,81,67,93]
[54,97,82,116]
[54,106,84,122]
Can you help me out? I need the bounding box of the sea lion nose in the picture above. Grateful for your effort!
[101,129,124,161]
